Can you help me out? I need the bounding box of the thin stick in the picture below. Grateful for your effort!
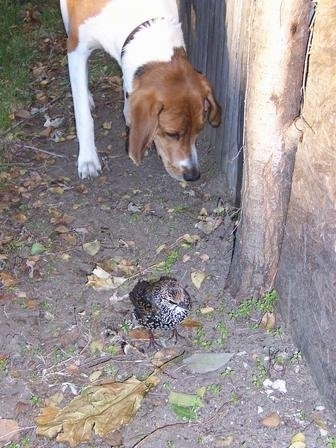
[15,143,69,159]
[0,93,66,138]
[131,399,231,447]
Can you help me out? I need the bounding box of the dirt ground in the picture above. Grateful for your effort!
[1,47,336,448]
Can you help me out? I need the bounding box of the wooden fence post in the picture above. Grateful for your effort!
[226,1,312,300]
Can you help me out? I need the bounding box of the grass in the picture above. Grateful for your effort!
[229,289,278,320]
[251,357,268,388]
[327,438,336,448]
[0,0,61,130]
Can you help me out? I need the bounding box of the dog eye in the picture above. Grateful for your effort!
[165,131,180,140]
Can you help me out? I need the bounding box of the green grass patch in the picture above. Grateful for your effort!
[0,0,61,129]
[229,289,278,320]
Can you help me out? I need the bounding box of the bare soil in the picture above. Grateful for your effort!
[1,52,335,448]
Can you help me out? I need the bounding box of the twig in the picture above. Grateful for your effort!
[14,143,69,159]
[131,399,231,447]
[0,93,66,138]
[2,425,36,442]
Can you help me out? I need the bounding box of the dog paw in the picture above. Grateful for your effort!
[78,157,102,179]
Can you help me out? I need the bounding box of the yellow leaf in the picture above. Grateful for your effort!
[291,432,306,443]
[289,443,306,448]
[191,271,206,289]
[199,306,214,315]
[36,376,159,447]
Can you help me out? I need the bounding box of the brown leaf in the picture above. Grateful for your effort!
[260,312,276,330]
[180,318,203,328]
[66,364,80,376]
[48,186,65,195]
[13,212,27,223]
[0,418,20,442]
[55,225,70,234]
[15,401,30,417]
[61,233,77,246]
[0,272,16,288]
[129,328,151,341]
[74,184,88,194]
[14,109,31,119]
[23,299,39,310]
[36,376,159,447]
[152,348,181,367]
[260,411,281,428]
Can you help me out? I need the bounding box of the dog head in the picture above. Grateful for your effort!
[128,49,221,181]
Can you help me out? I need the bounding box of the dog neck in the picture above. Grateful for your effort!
[121,17,185,94]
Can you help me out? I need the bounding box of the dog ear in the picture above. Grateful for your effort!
[128,90,163,165]
[201,78,221,128]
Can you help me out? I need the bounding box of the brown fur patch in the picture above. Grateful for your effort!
[128,48,221,179]
[65,0,110,52]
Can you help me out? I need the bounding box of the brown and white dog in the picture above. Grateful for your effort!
[60,0,221,181]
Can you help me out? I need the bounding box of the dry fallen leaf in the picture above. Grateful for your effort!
[291,433,306,443]
[129,328,151,341]
[152,347,181,367]
[180,318,203,328]
[0,272,16,288]
[195,216,222,235]
[289,442,306,448]
[260,411,281,428]
[55,225,70,234]
[82,240,101,256]
[260,311,276,330]
[0,418,20,442]
[86,266,126,290]
[199,306,214,315]
[191,271,206,289]
[180,233,200,245]
[35,375,159,447]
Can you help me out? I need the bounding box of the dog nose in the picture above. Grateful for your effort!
[183,167,200,182]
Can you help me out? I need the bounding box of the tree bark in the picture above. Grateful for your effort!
[226,0,312,301]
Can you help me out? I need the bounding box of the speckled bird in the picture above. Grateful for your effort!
[129,276,192,345]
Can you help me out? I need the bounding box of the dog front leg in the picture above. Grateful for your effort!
[67,48,101,178]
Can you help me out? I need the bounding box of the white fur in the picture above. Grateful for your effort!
[60,0,185,178]
[178,144,199,170]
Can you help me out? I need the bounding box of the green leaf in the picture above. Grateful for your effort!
[31,242,46,255]
[168,391,203,420]
[183,352,234,374]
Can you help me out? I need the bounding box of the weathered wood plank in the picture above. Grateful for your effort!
[276,2,336,409]
[180,0,249,202]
